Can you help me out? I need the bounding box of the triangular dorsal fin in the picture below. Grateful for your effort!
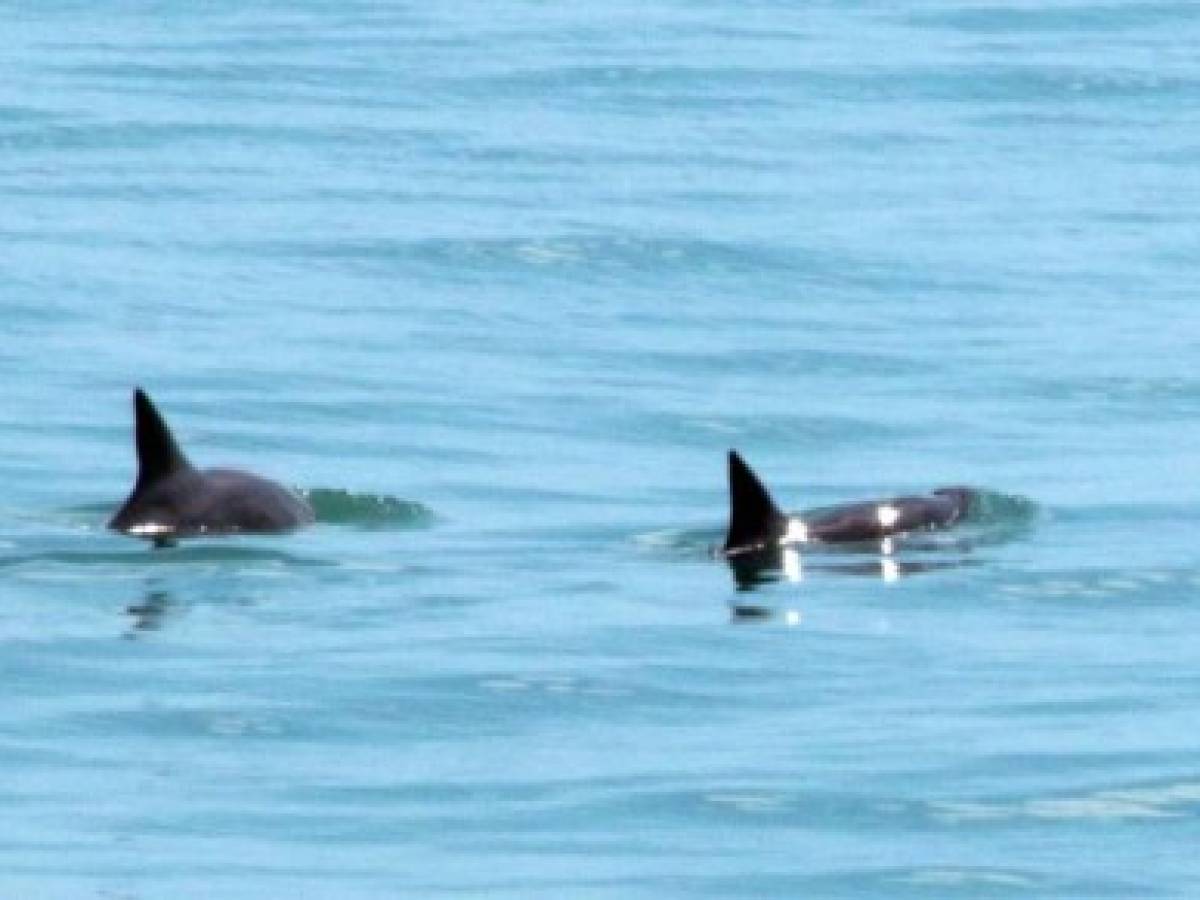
[133,388,192,488]
[723,450,788,553]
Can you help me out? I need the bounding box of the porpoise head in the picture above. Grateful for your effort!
[931,486,976,521]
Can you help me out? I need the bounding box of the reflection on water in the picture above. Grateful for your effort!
[728,539,979,622]
[125,589,179,635]
[731,603,803,626]
[728,542,976,591]
[782,546,802,582]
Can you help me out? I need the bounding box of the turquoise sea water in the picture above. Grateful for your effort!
[3,2,1200,897]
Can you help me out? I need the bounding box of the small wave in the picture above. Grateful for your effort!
[0,544,332,570]
[301,488,434,529]
[957,489,1040,546]
[969,489,1040,524]
[896,868,1035,889]
[995,567,1198,603]
[929,780,1200,824]
[60,501,115,519]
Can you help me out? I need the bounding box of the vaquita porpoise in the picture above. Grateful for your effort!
[722,450,974,558]
[109,388,314,545]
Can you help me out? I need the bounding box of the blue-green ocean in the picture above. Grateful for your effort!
[3,2,1199,897]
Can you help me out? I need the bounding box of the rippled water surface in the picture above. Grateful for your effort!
[3,2,1200,897]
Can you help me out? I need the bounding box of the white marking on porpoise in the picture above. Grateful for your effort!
[780,518,809,545]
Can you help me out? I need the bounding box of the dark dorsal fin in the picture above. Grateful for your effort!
[133,388,192,488]
[723,450,788,553]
